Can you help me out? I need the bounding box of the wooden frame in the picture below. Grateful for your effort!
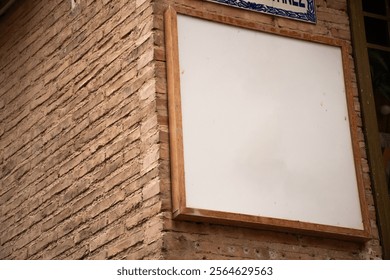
[349,0,390,256]
[165,6,371,240]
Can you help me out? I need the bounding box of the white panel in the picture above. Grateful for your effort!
[177,14,363,229]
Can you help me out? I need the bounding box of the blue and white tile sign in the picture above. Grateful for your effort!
[208,0,316,23]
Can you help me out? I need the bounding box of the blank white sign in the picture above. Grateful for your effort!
[177,14,363,230]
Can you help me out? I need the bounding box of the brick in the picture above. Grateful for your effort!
[88,249,107,260]
[104,66,138,96]
[317,9,349,25]
[143,215,162,245]
[0,244,13,259]
[88,189,126,219]
[326,0,347,11]
[105,128,140,160]
[56,214,85,239]
[142,177,160,201]
[28,232,59,257]
[123,239,162,259]
[1,190,29,217]
[126,200,161,229]
[106,193,142,225]
[60,178,91,205]
[104,159,140,192]
[41,177,73,203]
[72,151,106,180]
[42,207,72,232]
[89,224,125,252]
[0,0,383,261]
[63,245,89,260]
[106,228,144,258]
[137,49,154,70]
[41,237,75,259]
[14,225,42,250]
[94,155,124,182]
[12,248,28,260]
[71,92,105,121]
[74,216,107,244]
[72,189,102,215]
[123,145,141,163]
[141,144,159,174]
[138,80,155,102]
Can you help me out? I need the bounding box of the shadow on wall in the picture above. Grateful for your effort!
[0,0,17,16]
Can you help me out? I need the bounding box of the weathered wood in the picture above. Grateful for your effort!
[349,0,390,259]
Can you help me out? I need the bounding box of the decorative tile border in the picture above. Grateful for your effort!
[209,0,316,23]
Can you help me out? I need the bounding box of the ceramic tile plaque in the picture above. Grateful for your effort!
[208,0,316,23]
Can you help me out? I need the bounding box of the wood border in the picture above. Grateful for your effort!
[165,7,187,217]
[165,6,371,241]
[349,0,390,256]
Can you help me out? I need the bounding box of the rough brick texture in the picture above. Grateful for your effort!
[0,0,383,260]
[0,0,162,259]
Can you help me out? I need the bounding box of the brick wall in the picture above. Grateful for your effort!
[0,0,383,260]
[155,0,383,259]
[0,0,163,259]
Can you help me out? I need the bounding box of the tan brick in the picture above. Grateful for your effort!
[28,232,59,257]
[137,49,154,70]
[123,239,162,259]
[104,160,140,192]
[143,215,162,245]
[105,127,140,160]
[94,155,123,182]
[74,215,107,244]
[0,0,382,262]
[106,193,142,225]
[88,189,126,219]
[14,225,42,250]
[126,200,161,229]
[56,214,85,239]
[141,144,159,174]
[107,228,144,258]
[63,245,89,260]
[142,177,160,201]
[88,249,107,260]
[72,189,102,215]
[60,178,91,205]
[42,207,72,232]
[0,244,13,259]
[139,79,155,102]
[89,224,125,252]
[41,237,75,259]
[123,146,141,164]
[12,248,28,260]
